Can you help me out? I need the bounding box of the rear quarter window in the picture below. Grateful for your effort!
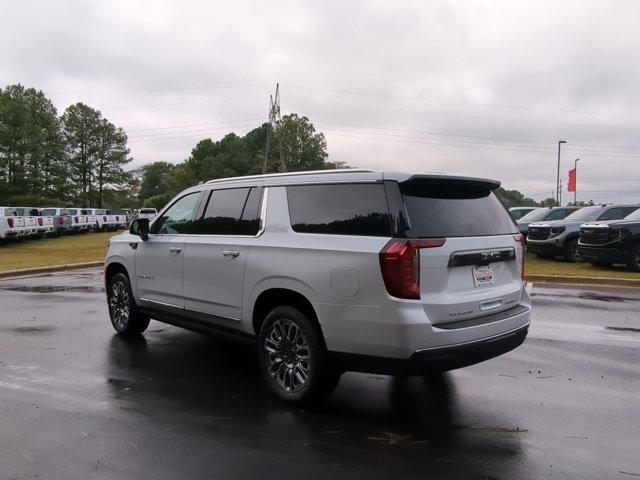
[400,179,517,238]
[286,183,392,237]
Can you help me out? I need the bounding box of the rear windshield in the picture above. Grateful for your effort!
[67,209,78,215]
[140,209,157,214]
[3,208,17,216]
[81,209,91,215]
[518,208,551,222]
[400,179,517,238]
[42,209,57,216]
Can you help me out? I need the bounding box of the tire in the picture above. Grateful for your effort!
[258,306,338,403]
[107,273,150,335]
[627,244,640,272]
[564,239,581,263]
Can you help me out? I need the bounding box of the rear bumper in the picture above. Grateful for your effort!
[578,244,627,264]
[331,323,529,375]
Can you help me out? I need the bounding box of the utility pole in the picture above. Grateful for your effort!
[556,140,566,205]
[262,83,285,174]
[574,158,579,205]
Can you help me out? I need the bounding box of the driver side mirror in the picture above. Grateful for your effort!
[130,218,150,241]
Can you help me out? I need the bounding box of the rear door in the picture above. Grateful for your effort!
[135,192,200,309]
[182,186,263,321]
[397,178,523,326]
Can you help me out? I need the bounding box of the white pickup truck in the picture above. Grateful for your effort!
[14,207,54,238]
[81,209,97,232]
[84,208,117,231]
[0,207,25,240]
[67,208,90,233]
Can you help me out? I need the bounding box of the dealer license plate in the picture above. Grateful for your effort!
[472,266,494,287]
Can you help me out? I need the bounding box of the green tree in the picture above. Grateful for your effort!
[539,197,558,207]
[495,187,537,208]
[61,103,131,207]
[61,103,101,206]
[0,84,66,204]
[138,161,175,202]
[272,114,328,172]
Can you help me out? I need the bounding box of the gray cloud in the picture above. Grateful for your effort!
[1,0,639,203]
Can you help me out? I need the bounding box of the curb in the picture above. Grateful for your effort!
[526,274,640,288]
[0,261,104,279]
[1,262,638,289]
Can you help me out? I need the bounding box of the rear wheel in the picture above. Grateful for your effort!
[258,306,339,403]
[564,239,581,263]
[107,273,150,335]
[627,244,640,272]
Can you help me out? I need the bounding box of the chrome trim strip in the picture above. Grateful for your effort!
[139,297,182,309]
[416,322,530,354]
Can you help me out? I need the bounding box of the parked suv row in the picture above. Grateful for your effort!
[578,208,640,271]
[526,205,640,262]
[105,170,531,402]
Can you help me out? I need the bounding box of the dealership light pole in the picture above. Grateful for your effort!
[556,140,566,205]
[574,158,579,205]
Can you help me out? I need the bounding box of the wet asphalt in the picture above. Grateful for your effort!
[0,268,639,479]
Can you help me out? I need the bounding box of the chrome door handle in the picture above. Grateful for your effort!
[169,247,182,254]
[222,249,240,258]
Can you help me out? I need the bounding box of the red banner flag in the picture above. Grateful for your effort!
[568,168,576,192]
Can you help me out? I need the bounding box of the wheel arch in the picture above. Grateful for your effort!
[251,287,326,349]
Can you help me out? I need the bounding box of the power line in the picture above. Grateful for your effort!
[285,96,635,132]
[44,83,272,95]
[126,117,263,133]
[102,96,264,110]
[281,84,640,119]
[320,128,640,158]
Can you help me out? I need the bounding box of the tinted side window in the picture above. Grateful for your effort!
[151,192,199,234]
[597,208,623,221]
[287,184,392,236]
[192,187,261,235]
[623,207,639,217]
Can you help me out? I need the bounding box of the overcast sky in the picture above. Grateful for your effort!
[2,0,640,203]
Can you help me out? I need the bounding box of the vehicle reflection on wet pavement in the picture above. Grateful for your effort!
[1,268,639,479]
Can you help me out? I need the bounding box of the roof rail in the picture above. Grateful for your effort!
[205,168,373,184]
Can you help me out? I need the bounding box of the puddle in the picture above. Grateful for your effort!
[532,292,629,303]
[5,325,57,335]
[604,326,640,333]
[0,285,104,293]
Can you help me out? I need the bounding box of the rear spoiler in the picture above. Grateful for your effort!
[394,174,501,198]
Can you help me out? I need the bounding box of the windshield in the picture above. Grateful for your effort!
[564,206,602,221]
[518,208,550,222]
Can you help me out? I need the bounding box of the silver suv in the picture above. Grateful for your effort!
[104,170,531,402]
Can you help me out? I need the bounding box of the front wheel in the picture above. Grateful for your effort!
[258,306,338,403]
[564,239,581,263]
[627,244,640,272]
[107,273,150,335]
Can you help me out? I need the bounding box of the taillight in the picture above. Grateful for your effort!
[7,218,14,228]
[103,216,107,222]
[74,216,79,223]
[379,238,446,299]
[513,233,525,281]
[38,217,43,226]
[59,217,64,225]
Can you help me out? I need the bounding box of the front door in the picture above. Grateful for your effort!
[183,186,263,321]
[134,192,201,309]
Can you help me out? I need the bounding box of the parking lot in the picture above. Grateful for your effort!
[0,268,638,479]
